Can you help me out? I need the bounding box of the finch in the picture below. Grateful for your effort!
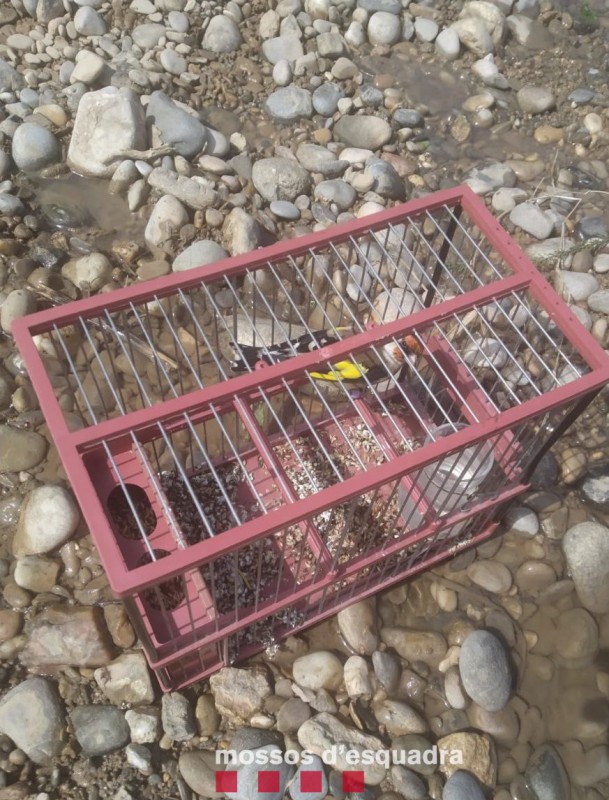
[229,328,425,385]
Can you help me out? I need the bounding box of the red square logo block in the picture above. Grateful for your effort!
[258,770,280,793]
[343,771,365,793]
[216,771,237,793]
[300,770,323,793]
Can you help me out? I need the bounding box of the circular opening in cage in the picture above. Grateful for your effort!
[107,483,157,540]
[139,549,186,611]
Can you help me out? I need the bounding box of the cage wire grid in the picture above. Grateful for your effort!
[12,185,609,689]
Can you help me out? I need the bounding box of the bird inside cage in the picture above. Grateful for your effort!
[228,325,427,396]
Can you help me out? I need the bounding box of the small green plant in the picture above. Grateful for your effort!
[579,0,598,26]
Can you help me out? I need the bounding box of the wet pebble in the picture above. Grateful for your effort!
[293,652,343,691]
[555,607,599,667]
[0,288,36,333]
[524,744,570,800]
[337,599,378,654]
[514,561,556,594]
[459,630,511,712]
[563,521,609,612]
[443,770,485,800]
[13,485,79,557]
[503,505,539,537]
[467,560,512,594]
[373,699,427,736]
[13,555,59,593]
[580,467,609,511]
[344,656,372,699]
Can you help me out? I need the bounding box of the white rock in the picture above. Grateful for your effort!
[67,87,147,178]
[13,486,80,557]
[222,207,265,256]
[467,560,512,594]
[472,53,509,88]
[144,194,189,250]
[343,656,372,699]
[298,712,387,785]
[125,707,162,744]
[202,14,242,53]
[563,522,609,613]
[463,336,508,369]
[0,289,36,334]
[252,157,311,202]
[435,27,461,59]
[555,271,599,302]
[209,668,272,722]
[509,202,553,239]
[451,17,494,56]
[517,85,556,115]
[339,146,373,165]
[445,666,467,709]
[414,17,439,42]
[345,20,366,47]
[73,6,106,35]
[292,652,343,691]
[62,252,112,290]
[273,59,293,86]
[506,13,533,44]
[491,186,528,213]
[262,35,304,65]
[461,0,506,43]
[259,9,280,39]
[70,51,106,85]
[503,505,539,537]
[337,599,378,654]
[367,11,401,45]
[172,240,228,272]
[94,653,155,706]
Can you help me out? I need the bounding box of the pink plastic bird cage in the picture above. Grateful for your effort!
[13,186,609,690]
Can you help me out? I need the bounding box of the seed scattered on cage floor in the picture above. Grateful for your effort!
[160,462,245,544]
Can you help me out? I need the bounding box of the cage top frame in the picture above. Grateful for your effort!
[12,185,609,596]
